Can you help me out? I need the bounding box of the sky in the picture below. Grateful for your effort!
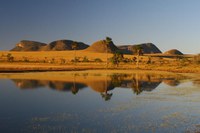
[0,0,200,54]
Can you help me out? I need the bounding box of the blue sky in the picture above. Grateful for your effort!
[0,0,200,54]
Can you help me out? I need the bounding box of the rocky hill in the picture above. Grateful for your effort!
[11,40,47,51]
[85,40,119,53]
[11,40,89,51]
[118,43,162,54]
[40,40,89,51]
[11,40,163,55]
[164,49,183,55]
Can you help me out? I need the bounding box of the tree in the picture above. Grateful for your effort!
[110,51,124,67]
[105,37,113,68]
[132,45,143,67]
[7,53,14,62]
[71,73,78,95]
[106,36,112,44]
[132,45,143,56]
[72,41,78,64]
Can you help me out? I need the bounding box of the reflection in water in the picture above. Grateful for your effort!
[10,72,189,100]
[0,71,198,133]
[192,79,200,87]
[163,78,180,86]
[13,79,86,94]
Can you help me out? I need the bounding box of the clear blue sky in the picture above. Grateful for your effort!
[1,0,200,54]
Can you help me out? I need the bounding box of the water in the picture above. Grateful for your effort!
[0,70,200,133]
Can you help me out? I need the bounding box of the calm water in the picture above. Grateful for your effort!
[0,70,200,133]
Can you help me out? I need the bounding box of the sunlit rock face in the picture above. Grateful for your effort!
[85,40,119,53]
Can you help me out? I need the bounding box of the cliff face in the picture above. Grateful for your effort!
[11,40,89,51]
[118,43,162,54]
[85,40,119,53]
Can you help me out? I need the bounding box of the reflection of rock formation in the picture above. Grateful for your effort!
[131,79,161,95]
[13,79,45,89]
[129,74,161,95]
[89,74,162,96]
[88,78,114,101]
[111,74,162,95]
[163,79,180,86]
[48,81,85,92]
[89,81,114,93]
[12,79,86,94]
[11,72,188,97]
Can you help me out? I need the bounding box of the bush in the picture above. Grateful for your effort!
[22,56,29,62]
[7,53,14,62]
[60,58,66,64]
[49,58,55,64]
[110,52,124,66]
[82,56,89,62]
[71,57,80,62]
[94,58,102,62]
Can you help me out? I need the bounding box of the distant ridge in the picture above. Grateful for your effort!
[85,40,119,53]
[118,43,162,54]
[11,40,89,51]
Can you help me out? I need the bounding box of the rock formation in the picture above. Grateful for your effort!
[85,40,119,53]
[164,49,183,55]
[11,40,89,51]
[118,43,162,54]
[11,40,47,51]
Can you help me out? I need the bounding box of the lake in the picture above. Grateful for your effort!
[0,70,200,133]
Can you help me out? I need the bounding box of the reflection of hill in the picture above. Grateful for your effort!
[163,79,180,86]
[12,79,45,89]
[7,71,189,96]
[89,81,115,93]
[48,81,86,91]
[119,74,162,95]
[12,79,86,93]
[88,74,162,94]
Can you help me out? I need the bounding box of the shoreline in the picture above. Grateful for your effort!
[0,62,200,73]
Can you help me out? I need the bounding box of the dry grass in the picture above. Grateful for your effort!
[0,50,199,73]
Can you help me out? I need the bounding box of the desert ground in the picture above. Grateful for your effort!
[0,50,199,73]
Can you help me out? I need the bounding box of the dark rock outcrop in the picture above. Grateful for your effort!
[41,40,89,51]
[118,43,162,54]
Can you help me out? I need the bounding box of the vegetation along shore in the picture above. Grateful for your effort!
[1,37,200,73]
